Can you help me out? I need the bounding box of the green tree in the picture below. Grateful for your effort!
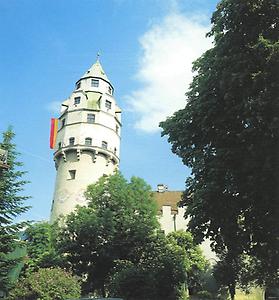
[109,234,187,300]
[167,231,209,296]
[160,0,279,298]
[7,267,81,300]
[23,222,64,274]
[0,128,30,292]
[56,172,160,296]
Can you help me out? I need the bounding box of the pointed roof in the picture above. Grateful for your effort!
[80,58,109,82]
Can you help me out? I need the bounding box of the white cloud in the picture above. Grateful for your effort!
[46,101,61,114]
[126,12,212,133]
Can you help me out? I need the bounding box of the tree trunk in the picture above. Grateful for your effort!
[101,284,106,298]
[229,283,235,300]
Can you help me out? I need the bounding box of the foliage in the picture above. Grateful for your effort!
[7,267,81,300]
[160,0,279,297]
[200,266,228,300]
[109,234,187,300]
[23,222,64,274]
[56,172,160,296]
[0,128,30,292]
[167,231,209,295]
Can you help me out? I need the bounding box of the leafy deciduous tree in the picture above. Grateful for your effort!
[167,230,209,296]
[160,0,279,298]
[56,172,160,296]
[23,222,64,274]
[109,234,187,300]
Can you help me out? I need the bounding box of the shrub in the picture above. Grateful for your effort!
[8,267,81,300]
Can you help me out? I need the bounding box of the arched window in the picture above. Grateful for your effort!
[69,137,75,146]
[102,141,108,149]
[85,137,92,146]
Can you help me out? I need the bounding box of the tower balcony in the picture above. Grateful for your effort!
[53,144,119,166]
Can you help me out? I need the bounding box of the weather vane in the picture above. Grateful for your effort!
[96,52,100,61]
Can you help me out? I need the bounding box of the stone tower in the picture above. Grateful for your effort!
[50,59,121,222]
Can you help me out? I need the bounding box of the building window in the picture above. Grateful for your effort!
[87,113,95,123]
[58,142,62,149]
[108,86,112,95]
[114,147,117,154]
[69,137,75,146]
[74,97,81,105]
[102,141,108,149]
[68,170,76,180]
[76,82,81,89]
[61,119,65,127]
[105,100,112,109]
[91,79,99,87]
[85,137,92,146]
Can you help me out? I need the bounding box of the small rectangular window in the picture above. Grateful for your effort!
[91,79,99,87]
[85,137,92,146]
[58,142,62,149]
[87,113,95,123]
[74,97,81,105]
[68,170,76,180]
[61,119,65,127]
[69,137,75,146]
[108,86,112,95]
[105,100,112,109]
[76,82,81,89]
[102,141,108,149]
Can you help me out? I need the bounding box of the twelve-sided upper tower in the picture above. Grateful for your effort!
[50,59,121,222]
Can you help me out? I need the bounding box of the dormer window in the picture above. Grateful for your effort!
[91,79,99,87]
[105,100,112,110]
[85,137,92,146]
[74,97,81,105]
[76,82,81,89]
[69,137,75,146]
[102,141,108,149]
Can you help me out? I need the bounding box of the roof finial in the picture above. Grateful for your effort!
[96,52,100,62]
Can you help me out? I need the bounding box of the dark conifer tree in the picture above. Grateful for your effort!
[0,127,30,292]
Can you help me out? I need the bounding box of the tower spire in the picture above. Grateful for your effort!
[80,55,109,82]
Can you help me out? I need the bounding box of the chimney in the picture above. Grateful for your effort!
[157,184,168,193]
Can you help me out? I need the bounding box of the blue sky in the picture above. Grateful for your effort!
[0,0,218,221]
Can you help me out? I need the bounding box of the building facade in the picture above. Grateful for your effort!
[154,184,216,260]
[50,59,121,222]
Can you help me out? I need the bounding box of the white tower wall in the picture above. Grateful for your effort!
[50,60,121,222]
